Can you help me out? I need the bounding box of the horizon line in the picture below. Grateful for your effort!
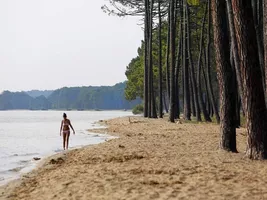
[0,81,127,93]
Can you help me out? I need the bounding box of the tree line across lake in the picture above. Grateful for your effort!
[104,0,267,159]
[0,82,140,110]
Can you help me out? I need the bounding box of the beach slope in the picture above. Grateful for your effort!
[1,116,267,200]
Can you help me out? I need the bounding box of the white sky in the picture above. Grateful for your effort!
[0,0,143,92]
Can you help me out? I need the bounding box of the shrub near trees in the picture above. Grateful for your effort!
[104,0,267,159]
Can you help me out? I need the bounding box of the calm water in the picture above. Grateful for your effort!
[0,110,132,185]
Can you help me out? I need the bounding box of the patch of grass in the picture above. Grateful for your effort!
[132,104,144,115]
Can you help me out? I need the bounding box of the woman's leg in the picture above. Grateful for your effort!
[66,132,70,150]
[63,133,66,150]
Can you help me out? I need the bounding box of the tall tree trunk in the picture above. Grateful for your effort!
[235,92,241,128]
[252,0,265,93]
[227,0,243,129]
[158,0,163,118]
[182,52,184,114]
[197,1,211,122]
[146,0,155,118]
[151,79,157,118]
[147,0,152,118]
[232,0,267,159]
[206,0,220,123]
[163,91,168,113]
[189,75,196,117]
[186,4,201,121]
[258,0,264,62]
[149,0,157,118]
[166,6,171,99]
[148,0,152,117]
[264,0,267,103]
[143,0,149,117]
[258,0,263,34]
[202,49,211,116]
[169,0,176,122]
[229,39,241,128]
[183,0,191,120]
[175,20,182,119]
[212,0,237,152]
[226,0,244,108]
[174,1,182,119]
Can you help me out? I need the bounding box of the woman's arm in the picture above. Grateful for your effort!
[60,120,63,136]
[69,120,75,134]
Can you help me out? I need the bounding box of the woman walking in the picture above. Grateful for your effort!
[60,113,75,150]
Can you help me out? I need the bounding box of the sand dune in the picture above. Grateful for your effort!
[1,116,267,200]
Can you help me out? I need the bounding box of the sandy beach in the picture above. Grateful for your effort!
[1,116,267,200]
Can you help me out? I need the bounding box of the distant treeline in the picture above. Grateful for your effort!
[0,82,140,110]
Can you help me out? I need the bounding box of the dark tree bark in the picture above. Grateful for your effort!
[202,49,211,117]
[212,0,237,152]
[143,0,149,118]
[146,0,157,118]
[181,51,185,114]
[169,0,176,122]
[183,0,191,120]
[166,6,171,99]
[229,39,241,128]
[227,0,243,128]
[158,0,163,118]
[146,0,151,118]
[197,1,211,122]
[148,0,152,118]
[186,4,201,121]
[174,0,183,119]
[163,91,168,113]
[189,75,196,117]
[175,19,182,119]
[149,0,157,118]
[206,0,220,123]
[264,0,267,102]
[232,0,267,159]
[252,0,265,93]
[235,92,241,128]
[151,79,157,118]
[226,0,244,108]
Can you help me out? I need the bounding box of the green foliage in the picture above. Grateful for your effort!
[132,104,144,115]
[48,82,141,110]
[0,83,141,110]
[26,90,53,98]
[125,54,144,100]
[0,91,51,110]
[124,3,219,103]
[124,23,169,101]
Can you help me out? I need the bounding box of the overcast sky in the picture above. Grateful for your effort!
[0,0,143,92]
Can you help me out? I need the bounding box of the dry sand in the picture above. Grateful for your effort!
[1,116,267,200]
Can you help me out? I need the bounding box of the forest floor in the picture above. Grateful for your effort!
[1,116,267,200]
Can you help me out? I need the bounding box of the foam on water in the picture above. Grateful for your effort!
[0,110,131,185]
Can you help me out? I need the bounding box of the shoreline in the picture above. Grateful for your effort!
[0,123,114,189]
[2,116,267,199]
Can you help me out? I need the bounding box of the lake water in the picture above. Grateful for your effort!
[0,110,132,185]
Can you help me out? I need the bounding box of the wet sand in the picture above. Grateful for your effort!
[1,116,267,200]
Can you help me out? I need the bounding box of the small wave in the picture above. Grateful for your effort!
[11,153,39,157]
[19,160,30,164]
[8,166,24,172]
[92,134,101,137]
[54,149,63,153]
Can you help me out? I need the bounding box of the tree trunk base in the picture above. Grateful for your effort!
[245,147,266,160]
[220,146,238,153]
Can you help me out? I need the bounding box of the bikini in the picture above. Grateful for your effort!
[62,120,70,134]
